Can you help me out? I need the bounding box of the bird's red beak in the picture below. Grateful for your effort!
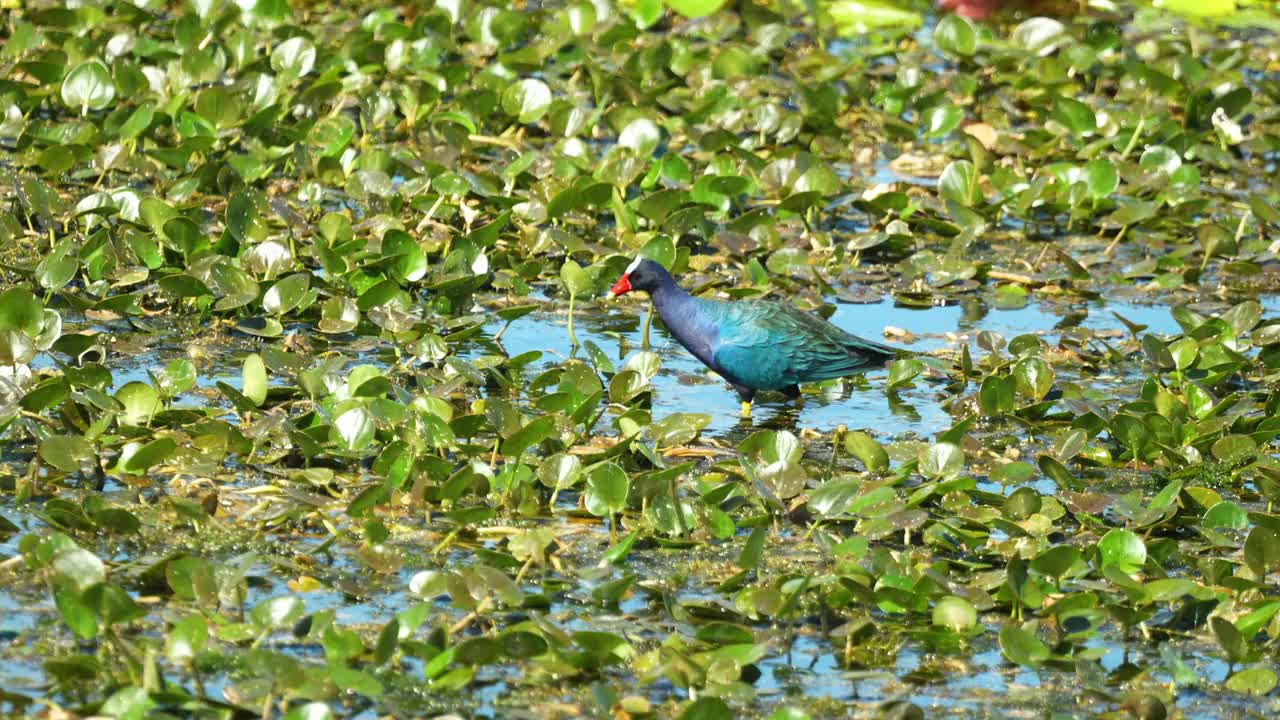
[608,274,632,298]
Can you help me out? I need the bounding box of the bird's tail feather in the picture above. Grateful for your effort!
[845,336,909,365]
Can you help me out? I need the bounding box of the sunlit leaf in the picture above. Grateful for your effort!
[1098,529,1146,574]
[61,60,116,113]
[827,0,922,33]
[502,78,552,124]
[934,15,976,57]
[584,462,630,516]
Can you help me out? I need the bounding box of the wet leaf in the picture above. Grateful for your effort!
[886,357,924,392]
[939,160,978,207]
[584,462,630,516]
[263,273,310,315]
[738,430,806,502]
[1244,527,1280,577]
[1211,616,1249,665]
[560,261,591,297]
[538,453,582,490]
[39,436,95,473]
[242,354,267,406]
[844,431,889,473]
[932,596,977,632]
[999,624,1049,667]
[120,437,176,475]
[679,697,733,720]
[332,407,376,451]
[1225,667,1276,695]
[829,0,921,32]
[319,297,359,334]
[1159,0,1237,18]
[61,60,115,113]
[166,615,209,663]
[919,443,964,480]
[271,36,316,77]
[251,596,305,628]
[1098,529,1146,574]
[934,15,976,57]
[100,687,154,720]
[1140,145,1181,176]
[923,106,963,139]
[55,589,97,640]
[1202,501,1247,530]
[51,548,105,593]
[666,0,729,18]
[618,118,662,157]
[1012,17,1068,56]
[503,79,552,124]
[116,382,160,426]
[1031,546,1083,581]
[1084,158,1118,199]
[991,461,1035,486]
[647,412,710,448]
[0,288,43,335]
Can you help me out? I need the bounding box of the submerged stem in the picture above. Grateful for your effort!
[494,318,513,342]
[642,300,653,348]
[567,294,578,348]
[669,475,686,536]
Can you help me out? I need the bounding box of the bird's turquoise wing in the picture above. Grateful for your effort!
[701,300,793,389]
[771,303,898,381]
[709,300,896,387]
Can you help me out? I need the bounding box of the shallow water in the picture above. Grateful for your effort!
[7,287,1267,715]
[478,292,1261,441]
[85,288,1231,444]
[6,0,1280,715]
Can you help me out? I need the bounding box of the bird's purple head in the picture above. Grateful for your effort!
[608,256,645,298]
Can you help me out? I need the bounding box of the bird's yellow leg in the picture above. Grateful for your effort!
[740,401,752,418]
[796,394,806,409]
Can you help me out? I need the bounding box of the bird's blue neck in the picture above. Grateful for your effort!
[649,273,713,359]
[649,271,690,322]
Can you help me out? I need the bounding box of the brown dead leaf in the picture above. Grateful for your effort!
[962,122,998,150]
[1059,490,1111,517]
[884,326,917,343]
[662,446,722,458]
[84,309,122,322]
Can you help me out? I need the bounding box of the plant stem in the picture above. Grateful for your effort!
[567,294,578,348]
[191,660,206,698]
[1119,116,1146,161]
[642,300,654,348]
[1105,224,1128,256]
[669,475,686,536]
[494,318,513,342]
[514,555,535,584]
[432,527,461,556]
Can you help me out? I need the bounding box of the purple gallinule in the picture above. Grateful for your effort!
[608,258,903,416]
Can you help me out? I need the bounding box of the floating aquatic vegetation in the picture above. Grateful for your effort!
[0,1,1279,718]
